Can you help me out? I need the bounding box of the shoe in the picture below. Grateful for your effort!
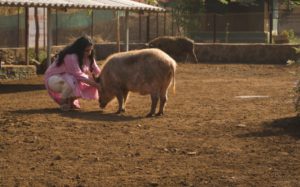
[60,104,71,111]
[71,100,81,110]
[71,103,80,109]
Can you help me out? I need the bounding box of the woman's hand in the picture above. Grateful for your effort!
[96,84,101,91]
[80,78,100,89]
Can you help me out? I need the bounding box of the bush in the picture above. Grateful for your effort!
[292,47,300,113]
[28,48,47,62]
[274,29,297,44]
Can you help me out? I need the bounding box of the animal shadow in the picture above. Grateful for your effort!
[61,110,142,122]
[0,84,45,94]
[13,108,59,115]
[237,115,300,139]
[12,108,142,122]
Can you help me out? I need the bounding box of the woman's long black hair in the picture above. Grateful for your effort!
[56,35,95,71]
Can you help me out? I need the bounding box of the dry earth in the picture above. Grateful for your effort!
[0,63,300,187]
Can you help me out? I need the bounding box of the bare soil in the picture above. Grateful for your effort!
[0,63,300,187]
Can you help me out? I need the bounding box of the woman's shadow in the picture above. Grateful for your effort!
[12,108,142,122]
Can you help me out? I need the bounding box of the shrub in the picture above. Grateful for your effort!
[291,47,300,112]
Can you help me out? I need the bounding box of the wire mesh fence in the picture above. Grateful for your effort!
[0,7,300,48]
[0,7,26,48]
[276,10,300,44]
[50,10,179,45]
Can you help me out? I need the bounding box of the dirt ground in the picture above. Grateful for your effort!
[0,63,300,187]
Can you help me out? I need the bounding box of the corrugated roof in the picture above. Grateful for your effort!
[0,0,165,11]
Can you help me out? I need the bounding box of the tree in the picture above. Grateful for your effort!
[219,0,300,6]
[218,0,257,6]
[145,0,159,5]
[162,0,300,38]
[34,7,40,61]
[0,7,22,15]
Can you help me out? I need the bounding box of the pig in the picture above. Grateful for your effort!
[148,36,198,63]
[97,48,176,117]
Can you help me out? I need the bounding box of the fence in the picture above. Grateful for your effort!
[0,7,300,48]
[49,9,181,45]
[276,10,300,43]
[0,7,26,48]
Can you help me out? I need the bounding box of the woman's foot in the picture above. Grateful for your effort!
[70,103,80,109]
[60,103,71,111]
[70,99,81,109]
[60,98,80,111]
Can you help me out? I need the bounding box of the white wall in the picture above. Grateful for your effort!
[28,7,47,48]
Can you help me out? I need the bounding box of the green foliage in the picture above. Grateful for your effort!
[165,0,264,37]
[0,7,24,15]
[145,0,158,5]
[171,0,205,13]
[295,82,300,112]
[220,0,300,6]
[280,29,295,39]
[287,0,300,5]
[218,0,257,6]
[294,47,300,55]
[293,47,300,64]
[218,0,229,4]
[28,48,47,62]
[291,46,300,112]
[167,0,205,37]
[279,29,300,44]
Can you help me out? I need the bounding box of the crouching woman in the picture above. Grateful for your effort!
[44,35,101,111]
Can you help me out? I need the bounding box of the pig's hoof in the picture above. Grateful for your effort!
[115,109,125,114]
[60,104,71,111]
[155,112,163,116]
[146,113,155,117]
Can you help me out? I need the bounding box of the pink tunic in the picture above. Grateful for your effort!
[44,54,101,107]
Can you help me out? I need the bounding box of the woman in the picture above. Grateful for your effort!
[44,35,101,111]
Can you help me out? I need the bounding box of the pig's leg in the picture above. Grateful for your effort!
[157,91,167,116]
[116,92,124,114]
[147,94,159,117]
[185,54,189,63]
[122,90,129,111]
[192,49,198,63]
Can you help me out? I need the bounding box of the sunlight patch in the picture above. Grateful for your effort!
[235,95,270,99]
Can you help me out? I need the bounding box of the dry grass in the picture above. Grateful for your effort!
[0,63,299,186]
